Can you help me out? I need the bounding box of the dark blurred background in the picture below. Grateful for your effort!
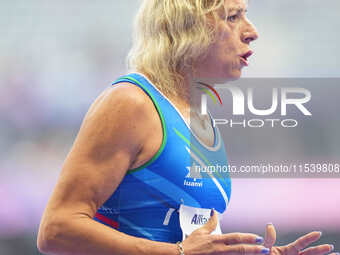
[1,0,339,254]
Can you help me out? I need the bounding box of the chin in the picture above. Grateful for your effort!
[226,68,242,80]
[216,70,242,83]
[195,69,241,85]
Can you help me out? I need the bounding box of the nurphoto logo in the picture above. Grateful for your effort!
[200,86,312,128]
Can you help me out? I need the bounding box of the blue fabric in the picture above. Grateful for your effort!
[93,73,231,243]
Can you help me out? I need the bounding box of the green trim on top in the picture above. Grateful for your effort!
[173,127,229,188]
[113,76,167,174]
[173,127,211,165]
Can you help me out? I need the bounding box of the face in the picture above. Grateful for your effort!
[193,0,259,83]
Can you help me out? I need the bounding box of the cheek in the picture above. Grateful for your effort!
[207,40,239,72]
[223,35,239,57]
[219,25,240,53]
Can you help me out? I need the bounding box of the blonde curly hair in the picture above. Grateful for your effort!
[127,0,225,99]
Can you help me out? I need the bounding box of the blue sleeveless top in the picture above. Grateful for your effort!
[94,73,231,243]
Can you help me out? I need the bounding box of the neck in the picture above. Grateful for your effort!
[169,74,210,119]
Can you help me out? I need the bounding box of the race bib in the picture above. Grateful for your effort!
[179,204,222,240]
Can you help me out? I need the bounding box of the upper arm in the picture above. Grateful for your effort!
[43,83,156,218]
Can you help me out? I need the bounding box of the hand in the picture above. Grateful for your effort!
[182,209,270,255]
[263,223,337,255]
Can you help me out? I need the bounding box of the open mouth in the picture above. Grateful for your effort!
[240,50,253,66]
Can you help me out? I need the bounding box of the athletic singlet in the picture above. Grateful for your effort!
[93,72,231,243]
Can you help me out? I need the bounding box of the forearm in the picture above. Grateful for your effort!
[38,215,179,255]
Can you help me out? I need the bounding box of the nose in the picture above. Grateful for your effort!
[241,20,259,44]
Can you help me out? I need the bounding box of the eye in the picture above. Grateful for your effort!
[227,14,239,23]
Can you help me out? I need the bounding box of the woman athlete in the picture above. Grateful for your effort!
[37,0,337,255]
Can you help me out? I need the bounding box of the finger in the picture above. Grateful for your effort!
[264,223,276,248]
[224,244,271,255]
[300,245,334,255]
[290,232,322,251]
[192,209,218,235]
[218,233,264,245]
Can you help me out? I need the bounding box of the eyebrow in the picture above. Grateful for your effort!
[228,7,247,14]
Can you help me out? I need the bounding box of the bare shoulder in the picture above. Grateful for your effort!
[74,82,160,165]
[86,82,157,126]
